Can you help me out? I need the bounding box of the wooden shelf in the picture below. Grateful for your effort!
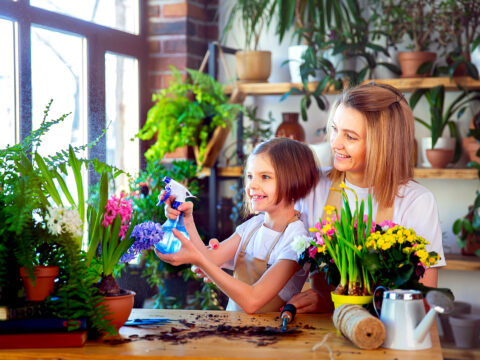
[199,166,477,179]
[443,254,480,271]
[224,77,480,96]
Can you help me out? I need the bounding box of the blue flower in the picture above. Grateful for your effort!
[121,221,164,263]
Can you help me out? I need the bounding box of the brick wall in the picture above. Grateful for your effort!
[147,0,219,93]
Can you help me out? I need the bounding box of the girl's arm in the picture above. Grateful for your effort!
[157,229,300,314]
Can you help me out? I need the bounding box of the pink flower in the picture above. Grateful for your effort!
[102,195,133,238]
[309,246,318,259]
[314,221,322,231]
[315,232,325,245]
[379,220,396,230]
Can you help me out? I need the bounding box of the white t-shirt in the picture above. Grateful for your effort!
[295,169,446,267]
[226,214,309,311]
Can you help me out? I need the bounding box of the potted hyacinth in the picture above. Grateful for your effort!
[292,182,443,309]
[85,172,163,331]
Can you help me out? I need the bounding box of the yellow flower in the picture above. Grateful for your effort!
[323,205,335,215]
[357,245,363,251]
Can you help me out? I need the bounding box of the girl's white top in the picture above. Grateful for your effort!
[225,214,309,311]
[296,168,446,267]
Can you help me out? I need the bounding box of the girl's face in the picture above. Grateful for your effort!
[330,104,367,178]
[245,153,279,213]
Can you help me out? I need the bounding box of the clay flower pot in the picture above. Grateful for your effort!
[398,51,436,78]
[275,113,305,142]
[20,265,59,302]
[235,50,271,82]
[425,148,454,169]
[99,290,136,333]
[448,313,480,349]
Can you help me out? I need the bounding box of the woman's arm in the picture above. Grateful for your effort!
[419,268,438,287]
[287,272,335,313]
[157,229,299,314]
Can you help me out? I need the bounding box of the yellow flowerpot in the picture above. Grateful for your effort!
[331,292,373,309]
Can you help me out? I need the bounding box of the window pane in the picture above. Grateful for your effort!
[30,0,139,35]
[0,19,16,148]
[105,52,139,193]
[31,25,87,204]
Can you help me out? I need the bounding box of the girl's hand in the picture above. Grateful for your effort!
[159,190,194,220]
[191,238,220,283]
[154,228,201,266]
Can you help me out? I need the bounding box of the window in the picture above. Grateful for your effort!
[0,18,17,148]
[30,0,139,34]
[0,1,146,189]
[105,52,139,193]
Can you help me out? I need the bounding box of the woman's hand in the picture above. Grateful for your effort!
[287,289,334,314]
[155,228,202,266]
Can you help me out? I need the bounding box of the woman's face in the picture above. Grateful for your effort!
[330,104,367,178]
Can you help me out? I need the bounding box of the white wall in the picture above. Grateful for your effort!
[218,0,480,309]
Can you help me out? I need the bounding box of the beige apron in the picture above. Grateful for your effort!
[322,178,394,224]
[231,214,299,313]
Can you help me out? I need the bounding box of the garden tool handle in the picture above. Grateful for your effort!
[280,304,297,332]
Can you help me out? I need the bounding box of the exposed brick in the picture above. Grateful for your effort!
[206,8,218,22]
[205,24,218,41]
[152,56,187,72]
[149,74,163,91]
[149,40,161,54]
[187,55,203,70]
[164,2,187,17]
[150,21,186,35]
[187,38,207,57]
[163,37,187,54]
[195,22,206,37]
[187,2,206,21]
[148,4,161,18]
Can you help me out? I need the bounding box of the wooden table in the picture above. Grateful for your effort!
[0,309,442,360]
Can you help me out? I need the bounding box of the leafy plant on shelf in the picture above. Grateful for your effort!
[453,112,480,256]
[127,159,223,310]
[136,66,242,167]
[410,86,480,163]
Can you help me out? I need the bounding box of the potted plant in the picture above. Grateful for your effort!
[410,85,480,168]
[292,182,444,308]
[222,0,275,81]
[376,0,439,78]
[136,67,242,168]
[437,0,480,79]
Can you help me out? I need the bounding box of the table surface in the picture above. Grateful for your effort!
[0,308,443,360]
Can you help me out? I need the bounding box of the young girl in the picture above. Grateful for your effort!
[156,137,320,313]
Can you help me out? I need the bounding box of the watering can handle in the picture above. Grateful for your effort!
[373,286,387,317]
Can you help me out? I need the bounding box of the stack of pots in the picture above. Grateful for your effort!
[438,301,480,349]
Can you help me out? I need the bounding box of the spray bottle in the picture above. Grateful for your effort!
[155,177,195,254]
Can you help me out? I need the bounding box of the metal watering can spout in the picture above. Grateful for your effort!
[414,291,454,343]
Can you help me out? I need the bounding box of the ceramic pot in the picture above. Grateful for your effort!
[398,51,436,78]
[20,265,59,302]
[462,116,480,164]
[331,292,373,310]
[461,232,480,256]
[426,149,454,169]
[100,290,135,332]
[421,137,455,168]
[448,313,480,349]
[235,50,271,82]
[438,301,471,342]
[275,113,305,142]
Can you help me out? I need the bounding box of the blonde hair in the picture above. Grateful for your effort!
[328,83,414,207]
[243,137,320,215]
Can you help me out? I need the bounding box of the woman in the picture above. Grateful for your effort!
[290,82,446,313]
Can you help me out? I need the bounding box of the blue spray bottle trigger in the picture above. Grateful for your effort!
[155,178,192,254]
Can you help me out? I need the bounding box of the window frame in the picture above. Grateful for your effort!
[0,0,148,182]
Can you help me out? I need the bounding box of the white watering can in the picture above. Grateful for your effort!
[373,288,453,350]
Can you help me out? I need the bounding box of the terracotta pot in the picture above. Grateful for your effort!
[462,116,480,164]
[448,314,480,349]
[20,265,59,302]
[275,113,305,142]
[194,125,230,168]
[425,148,454,168]
[398,51,436,78]
[461,233,480,256]
[446,53,471,77]
[235,50,271,82]
[99,290,135,333]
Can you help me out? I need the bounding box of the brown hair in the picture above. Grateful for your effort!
[328,82,414,208]
[243,137,320,214]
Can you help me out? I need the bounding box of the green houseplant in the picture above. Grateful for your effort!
[410,85,480,167]
[374,0,439,77]
[136,67,241,168]
[222,0,275,81]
